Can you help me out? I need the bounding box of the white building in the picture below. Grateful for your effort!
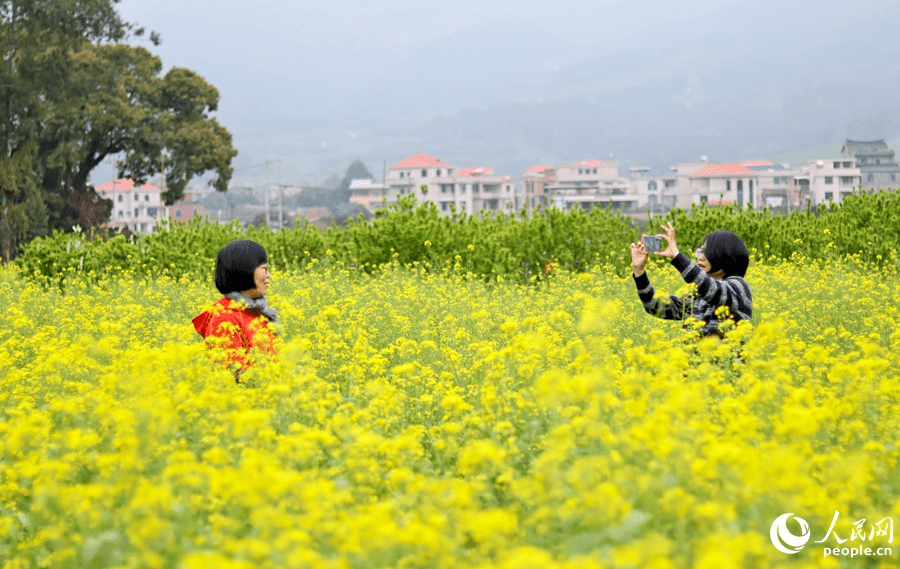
[521,159,638,212]
[96,178,166,234]
[384,153,516,215]
[520,164,554,212]
[349,179,386,213]
[629,166,678,212]
[793,158,861,206]
[688,162,762,208]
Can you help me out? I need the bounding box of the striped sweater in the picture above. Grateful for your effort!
[633,252,753,337]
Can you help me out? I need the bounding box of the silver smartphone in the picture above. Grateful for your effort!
[643,235,661,253]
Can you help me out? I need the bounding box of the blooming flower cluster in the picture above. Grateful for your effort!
[0,256,897,568]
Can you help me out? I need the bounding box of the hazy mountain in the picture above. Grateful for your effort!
[104,0,900,188]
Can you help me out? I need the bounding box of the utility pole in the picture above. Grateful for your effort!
[263,159,281,228]
[264,161,270,228]
[278,160,284,230]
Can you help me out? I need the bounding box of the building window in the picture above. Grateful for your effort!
[421,169,427,177]
[140,223,147,232]
[134,208,139,217]
[726,180,731,191]
[134,193,139,200]
[842,176,855,185]
[578,169,583,174]
[825,177,833,184]
[867,173,875,183]
[145,194,150,202]
[118,211,123,218]
[441,202,449,212]
[436,169,441,177]
[749,180,753,191]
[461,185,467,193]
[176,209,182,218]
[843,161,852,168]
[593,169,597,174]
[825,192,833,201]
[147,207,158,217]
[700,195,708,204]
[399,172,404,178]
[118,194,123,203]
[648,181,658,191]
[833,161,840,169]
[892,173,897,182]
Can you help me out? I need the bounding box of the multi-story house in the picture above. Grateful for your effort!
[541,159,635,212]
[96,178,166,234]
[743,161,795,211]
[688,162,761,208]
[668,158,858,211]
[520,164,554,212]
[841,139,900,191]
[383,153,515,215]
[793,158,861,206]
[629,166,677,212]
[349,178,386,213]
[456,166,515,214]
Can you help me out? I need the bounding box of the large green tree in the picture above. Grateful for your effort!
[1,0,236,250]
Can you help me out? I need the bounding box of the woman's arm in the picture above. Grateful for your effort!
[631,232,690,321]
[633,271,690,321]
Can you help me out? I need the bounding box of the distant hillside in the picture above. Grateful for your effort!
[229,0,900,185]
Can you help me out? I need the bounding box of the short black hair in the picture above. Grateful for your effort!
[214,240,268,294]
[703,230,749,278]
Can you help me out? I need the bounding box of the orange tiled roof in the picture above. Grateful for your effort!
[576,159,605,167]
[456,167,494,177]
[391,153,452,169]
[692,163,754,177]
[525,164,552,174]
[95,178,160,192]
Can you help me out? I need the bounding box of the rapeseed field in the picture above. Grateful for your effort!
[1,254,897,568]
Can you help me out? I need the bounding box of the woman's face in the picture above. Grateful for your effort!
[695,242,725,279]
[695,242,711,273]
[241,263,270,298]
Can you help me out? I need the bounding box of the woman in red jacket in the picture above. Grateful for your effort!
[192,240,279,374]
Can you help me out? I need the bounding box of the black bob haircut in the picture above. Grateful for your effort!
[215,240,268,294]
[703,230,750,278]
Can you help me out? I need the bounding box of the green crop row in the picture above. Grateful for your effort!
[14,190,900,287]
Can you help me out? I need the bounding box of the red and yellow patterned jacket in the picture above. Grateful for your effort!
[192,298,278,371]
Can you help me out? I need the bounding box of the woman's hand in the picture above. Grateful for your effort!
[630,237,650,276]
[657,222,680,259]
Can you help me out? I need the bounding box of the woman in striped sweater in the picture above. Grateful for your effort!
[631,222,752,338]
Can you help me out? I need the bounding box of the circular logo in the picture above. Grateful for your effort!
[770,513,811,554]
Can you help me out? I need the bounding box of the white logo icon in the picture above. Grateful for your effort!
[771,513,811,554]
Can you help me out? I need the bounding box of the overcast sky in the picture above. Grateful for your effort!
[104,0,900,187]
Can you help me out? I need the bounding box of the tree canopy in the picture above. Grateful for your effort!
[0,0,236,259]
